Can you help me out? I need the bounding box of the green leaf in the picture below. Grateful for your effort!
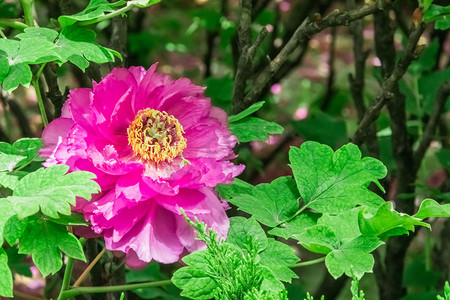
[0,172,20,190]
[421,0,434,12]
[258,266,286,293]
[18,216,85,277]
[48,213,88,226]
[16,27,59,42]
[268,212,319,240]
[8,164,100,219]
[294,225,339,254]
[414,199,450,219]
[129,0,161,8]
[0,138,43,172]
[3,215,28,246]
[216,178,254,200]
[325,235,383,279]
[0,38,60,92]
[226,217,268,253]
[0,198,15,243]
[229,101,265,123]
[54,25,121,71]
[435,16,450,30]
[0,248,13,298]
[229,117,283,143]
[58,0,126,27]
[225,177,299,227]
[289,142,386,214]
[359,202,429,239]
[259,239,299,283]
[317,209,362,241]
[423,4,450,22]
[172,250,218,300]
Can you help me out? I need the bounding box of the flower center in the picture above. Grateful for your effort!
[127,108,187,163]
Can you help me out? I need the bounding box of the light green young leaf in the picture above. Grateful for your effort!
[229,117,283,143]
[58,0,126,27]
[289,142,386,213]
[54,26,121,71]
[359,202,429,239]
[129,0,161,8]
[259,239,299,283]
[325,235,383,279]
[225,177,299,227]
[0,248,13,298]
[18,216,85,277]
[268,212,319,240]
[0,38,60,92]
[0,138,43,172]
[172,250,218,300]
[229,101,265,123]
[226,217,268,253]
[414,199,450,219]
[8,164,100,219]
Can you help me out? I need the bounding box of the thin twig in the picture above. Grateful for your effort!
[73,248,107,287]
[351,22,426,145]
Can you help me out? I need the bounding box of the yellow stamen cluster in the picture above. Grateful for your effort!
[127,108,187,163]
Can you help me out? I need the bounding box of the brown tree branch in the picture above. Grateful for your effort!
[243,0,394,110]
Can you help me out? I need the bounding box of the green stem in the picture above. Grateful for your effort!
[291,257,325,268]
[57,256,75,300]
[0,18,28,30]
[58,280,173,300]
[32,63,48,126]
[19,0,35,27]
[77,3,135,26]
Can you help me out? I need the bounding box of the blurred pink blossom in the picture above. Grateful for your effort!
[271,83,282,94]
[294,107,308,120]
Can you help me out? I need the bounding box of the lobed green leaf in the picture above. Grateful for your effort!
[289,142,386,214]
[224,176,299,227]
[8,164,100,219]
[259,239,299,283]
[18,216,85,277]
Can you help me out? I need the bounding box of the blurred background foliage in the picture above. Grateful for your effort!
[0,0,449,299]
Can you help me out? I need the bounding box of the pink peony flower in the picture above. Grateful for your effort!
[40,65,244,266]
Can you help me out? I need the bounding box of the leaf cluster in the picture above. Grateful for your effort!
[217,142,450,281]
[0,0,161,93]
[0,138,100,298]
